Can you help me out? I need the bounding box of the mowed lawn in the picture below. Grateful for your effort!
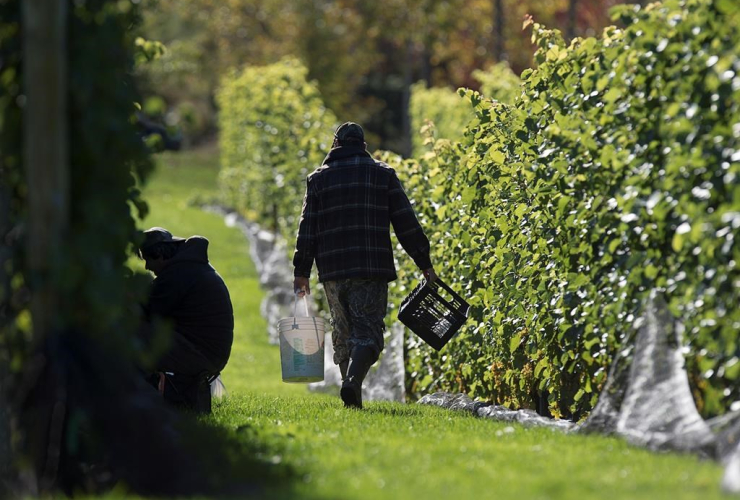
[140,147,726,500]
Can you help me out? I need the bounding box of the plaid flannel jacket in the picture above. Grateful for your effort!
[293,147,432,283]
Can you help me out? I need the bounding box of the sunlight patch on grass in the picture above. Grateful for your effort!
[213,394,723,500]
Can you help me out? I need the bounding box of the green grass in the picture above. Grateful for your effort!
[141,146,726,500]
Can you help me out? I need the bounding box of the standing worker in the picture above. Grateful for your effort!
[292,122,437,409]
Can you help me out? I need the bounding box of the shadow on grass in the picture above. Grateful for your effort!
[20,329,302,499]
[178,416,300,498]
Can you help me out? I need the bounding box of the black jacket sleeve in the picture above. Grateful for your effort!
[145,271,186,318]
[388,170,433,270]
[293,176,318,278]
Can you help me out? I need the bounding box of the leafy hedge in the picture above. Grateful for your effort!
[0,0,153,381]
[216,0,739,419]
[388,0,740,418]
[471,62,521,106]
[409,65,520,157]
[217,57,337,243]
[409,82,472,157]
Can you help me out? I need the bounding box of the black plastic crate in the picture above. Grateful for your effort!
[398,278,470,351]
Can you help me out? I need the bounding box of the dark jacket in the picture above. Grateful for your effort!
[145,237,233,370]
[293,146,432,283]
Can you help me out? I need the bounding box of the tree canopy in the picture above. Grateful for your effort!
[137,0,639,152]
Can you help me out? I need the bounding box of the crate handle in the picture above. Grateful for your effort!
[429,278,457,297]
[426,279,468,318]
[430,279,456,303]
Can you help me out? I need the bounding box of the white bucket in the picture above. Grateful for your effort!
[278,295,326,383]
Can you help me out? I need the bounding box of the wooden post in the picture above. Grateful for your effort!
[493,0,505,62]
[23,0,69,341]
[0,155,11,492]
[22,0,69,493]
[567,0,578,41]
[401,38,413,158]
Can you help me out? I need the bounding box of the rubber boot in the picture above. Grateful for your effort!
[340,346,376,409]
[339,360,349,380]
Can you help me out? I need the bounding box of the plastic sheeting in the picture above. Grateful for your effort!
[358,322,406,403]
[210,375,228,400]
[715,414,740,458]
[578,291,715,455]
[418,291,740,494]
[716,416,740,493]
[212,208,311,345]
[724,444,740,493]
[578,291,740,491]
[418,392,574,431]
[208,207,405,402]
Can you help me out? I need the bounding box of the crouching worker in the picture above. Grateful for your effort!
[138,227,234,412]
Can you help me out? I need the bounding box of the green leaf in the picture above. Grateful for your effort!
[573,388,585,402]
[510,333,523,352]
[461,186,476,205]
[489,149,506,164]
[603,87,621,103]
[672,232,684,252]
[644,265,658,279]
[534,358,549,377]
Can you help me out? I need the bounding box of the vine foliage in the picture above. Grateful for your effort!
[0,0,153,491]
[215,0,739,419]
[218,57,337,243]
[389,0,740,418]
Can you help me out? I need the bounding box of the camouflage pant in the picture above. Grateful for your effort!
[323,278,388,365]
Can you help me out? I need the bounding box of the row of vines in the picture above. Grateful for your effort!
[2,2,276,494]
[217,57,337,244]
[0,0,158,492]
[218,0,740,419]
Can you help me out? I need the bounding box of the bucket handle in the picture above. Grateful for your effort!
[291,294,324,349]
[293,292,310,319]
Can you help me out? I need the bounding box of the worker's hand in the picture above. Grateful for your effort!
[294,276,310,297]
[422,268,438,284]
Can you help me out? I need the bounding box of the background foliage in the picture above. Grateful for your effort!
[410,63,521,157]
[471,62,522,106]
[138,0,640,152]
[0,0,155,491]
[409,82,473,157]
[0,1,23,484]
[0,0,153,386]
[1,2,292,494]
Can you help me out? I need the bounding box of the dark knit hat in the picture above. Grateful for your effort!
[334,122,365,143]
[140,227,185,252]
